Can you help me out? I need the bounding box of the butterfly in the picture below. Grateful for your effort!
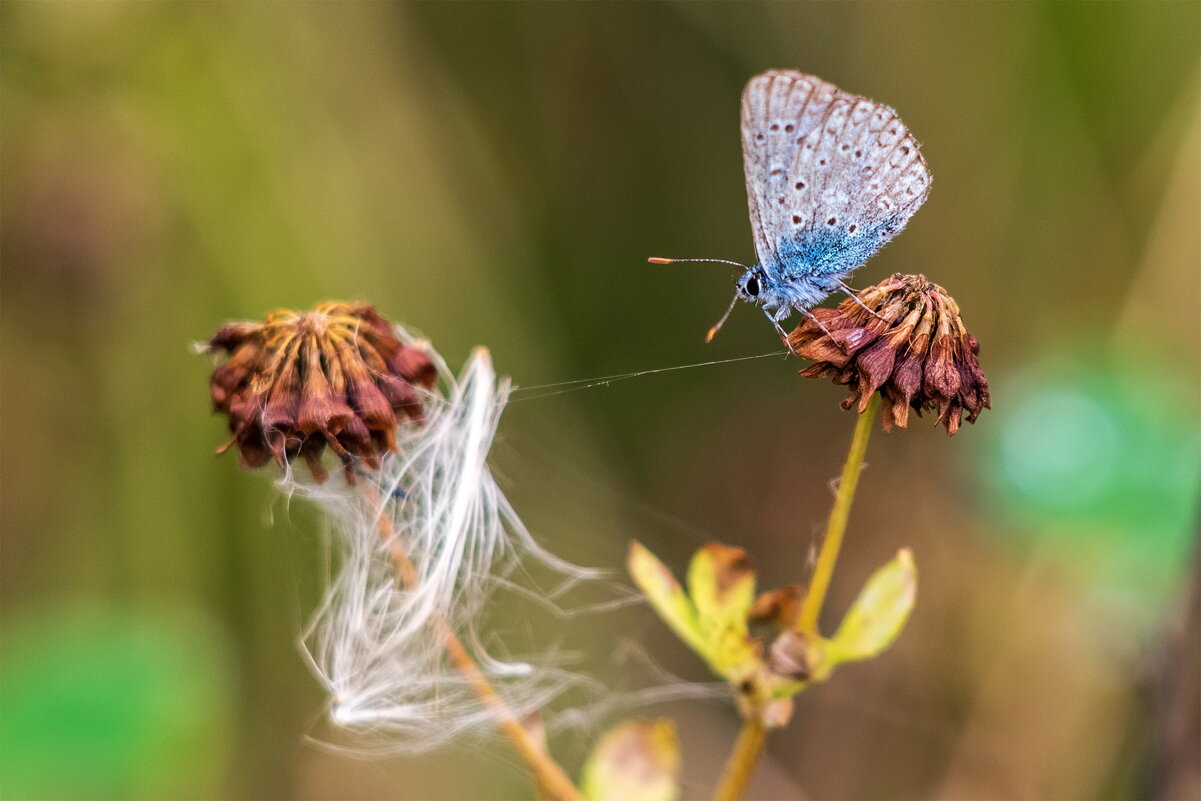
[652,70,931,342]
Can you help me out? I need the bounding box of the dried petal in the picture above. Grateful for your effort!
[855,338,899,397]
[889,352,923,411]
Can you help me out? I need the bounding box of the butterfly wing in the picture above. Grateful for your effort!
[741,71,930,287]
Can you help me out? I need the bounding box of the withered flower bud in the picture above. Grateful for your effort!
[787,274,990,435]
[748,585,811,682]
[204,301,436,481]
[747,585,805,631]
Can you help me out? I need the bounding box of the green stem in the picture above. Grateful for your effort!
[710,396,881,801]
[711,717,767,801]
[797,394,881,636]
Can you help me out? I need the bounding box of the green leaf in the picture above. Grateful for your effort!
[581,719,680,801]
[686,545,756,629]
[686,545,759,678]
[628,542,762,681]
[825,548,917,667]
[628,542,708,659]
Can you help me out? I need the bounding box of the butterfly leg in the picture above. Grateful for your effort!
[836,280,886,320]
[797,307,834,338]
[763,307,800,352]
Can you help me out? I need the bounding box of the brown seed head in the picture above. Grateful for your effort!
[787,274,990,434]
[204,301,437,481]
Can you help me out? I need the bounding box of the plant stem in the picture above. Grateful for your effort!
[709,397,882,801]
[364,488,584,801]
[712,717,767,801]
[797,393,881,636]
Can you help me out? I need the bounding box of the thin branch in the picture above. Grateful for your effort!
[797,394,881,636]
[711,718,767,801]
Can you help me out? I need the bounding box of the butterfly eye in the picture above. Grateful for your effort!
[744,276,760,297]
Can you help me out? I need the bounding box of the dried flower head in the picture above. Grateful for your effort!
[788,274,990,434]
[204,301,436,481]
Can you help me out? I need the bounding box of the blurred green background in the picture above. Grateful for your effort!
[2,2,1198,799]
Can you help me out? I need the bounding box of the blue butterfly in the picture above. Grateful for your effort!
[654,71,931,341]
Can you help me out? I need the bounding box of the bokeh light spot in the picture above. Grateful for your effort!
[981,355,1200,629]
[0,605,234,800]
[998,388,1120,511]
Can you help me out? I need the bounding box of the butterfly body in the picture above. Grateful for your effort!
[724,71,931,335]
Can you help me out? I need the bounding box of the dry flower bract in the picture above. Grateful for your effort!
[205,302,436,481]
[788,274,990,434]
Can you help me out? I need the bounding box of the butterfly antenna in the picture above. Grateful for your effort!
[648,257,749,269]
[705,291,741,343]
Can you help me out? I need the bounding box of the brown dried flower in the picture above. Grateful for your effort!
[787,274,990,435]
[205,301,436,482]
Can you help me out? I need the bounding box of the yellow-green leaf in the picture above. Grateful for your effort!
[687,545,756,625]
[581,718,680,801]
[686,544,759,678]
[825,548,917,667]
[628,542,708,659]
